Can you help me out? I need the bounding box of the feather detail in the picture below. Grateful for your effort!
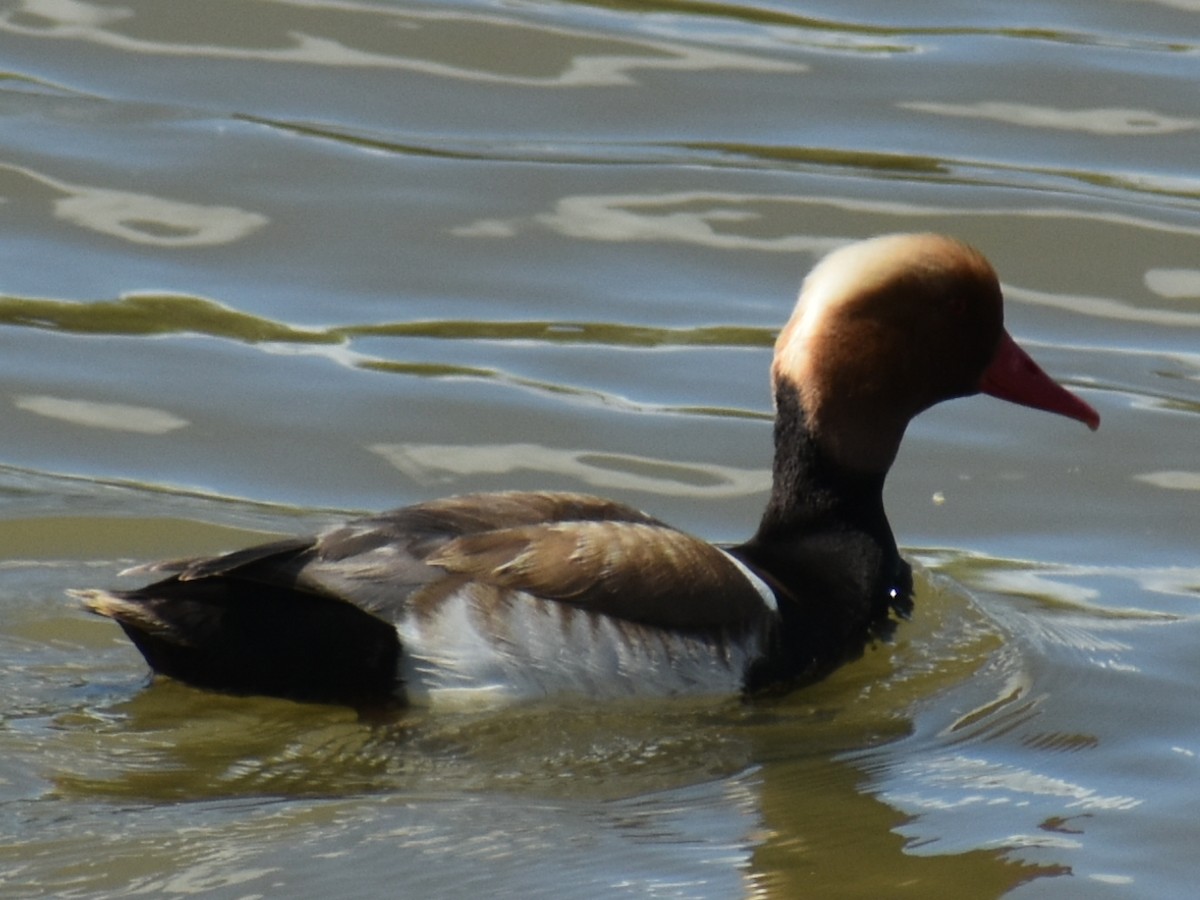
[426,520,775,631]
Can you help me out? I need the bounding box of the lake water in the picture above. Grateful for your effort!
[1,1,1198,896]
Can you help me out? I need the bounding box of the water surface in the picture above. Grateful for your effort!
[1,1,1198,896]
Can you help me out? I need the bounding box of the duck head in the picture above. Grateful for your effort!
[772,233,1099,475]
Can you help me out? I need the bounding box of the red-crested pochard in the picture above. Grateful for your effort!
[76,234,1099,706]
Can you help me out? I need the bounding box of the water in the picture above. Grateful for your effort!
[1,0,1197,896]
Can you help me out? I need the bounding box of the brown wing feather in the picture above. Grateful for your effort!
[397,490,665,534]
[281,491,667,614]
[427,520,770,630]
[307,491,662,563]
[90,491,768,641]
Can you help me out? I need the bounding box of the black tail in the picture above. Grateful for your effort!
[75,579,401,705]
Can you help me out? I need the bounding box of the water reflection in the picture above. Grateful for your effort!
[0,161,267,246]
[1143,267,1200,299]
[14,394,189,434]
[752,752,1067,896]
[1134,470,1200,492]
[372,441,769,496]
[456,188,1200,255]
[0,0,804,85]
[1012,285,1200,329]
[901,101,1200,136]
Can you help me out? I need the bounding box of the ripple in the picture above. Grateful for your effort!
[885,753,1142,811]
[1005,286,1200,330]
[371,441,769,497]
[0,0,804,86]
[346,318,771,349]
[1021,731,1101,753]
[1144,268,1200,299]
[454,188,1200,256]
[14,395,189,434]
[0,292,334,342]
[901,101,1200,136]
[1134,470,1200,491]
[0,161,267,247]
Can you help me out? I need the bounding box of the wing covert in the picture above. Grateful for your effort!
[427,520,775,631]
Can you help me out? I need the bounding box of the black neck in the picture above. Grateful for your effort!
[754,381,892,544]
[733,380,911,688]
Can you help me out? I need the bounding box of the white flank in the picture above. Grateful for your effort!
[394,584,764,707]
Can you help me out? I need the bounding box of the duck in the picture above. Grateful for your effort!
[75,233,1100,707]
